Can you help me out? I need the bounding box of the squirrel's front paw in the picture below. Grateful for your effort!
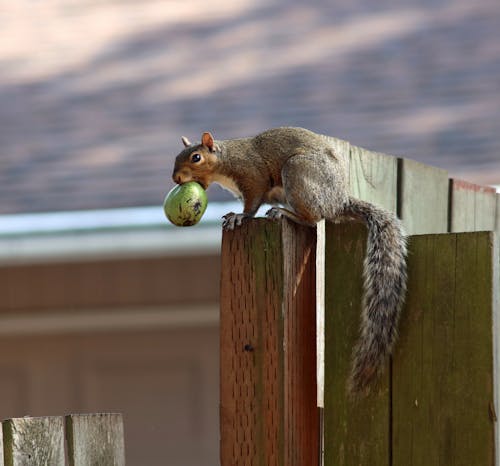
[222,212,248,230]
[266,207,283,221]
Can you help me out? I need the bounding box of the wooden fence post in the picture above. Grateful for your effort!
[323,225,497,465]
[220,218,319,466]
[2,416,65,466]
[66,413,125,466]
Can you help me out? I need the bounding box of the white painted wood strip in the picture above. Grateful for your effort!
[449,179,496,232]
[66,413,125,466]
[398,158,449,234]
[349,145,398,212]
[2,417,65,466]
[316,220,325,408]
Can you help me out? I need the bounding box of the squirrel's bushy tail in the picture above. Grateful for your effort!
[342,196,407,396]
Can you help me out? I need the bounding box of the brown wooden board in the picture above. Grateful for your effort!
[66,413,125,466]
[449,179,496,232]
[323,223,390,466]
[220,218,318,466]
[392,232,496,465]
[2,416,65,466]
[0,254,220,313]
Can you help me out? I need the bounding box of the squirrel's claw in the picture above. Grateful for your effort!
[266,207,283,221]
[222,212,248,230]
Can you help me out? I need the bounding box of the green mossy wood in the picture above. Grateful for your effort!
[393,232,496,465]
[324,223,390,466]
[323,225,496,465]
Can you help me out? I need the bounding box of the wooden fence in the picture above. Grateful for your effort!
[0,413,124,466]
[220,140,500,465]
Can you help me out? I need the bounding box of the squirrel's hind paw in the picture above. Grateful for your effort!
[222,212,248,230]
[265,207,283,221]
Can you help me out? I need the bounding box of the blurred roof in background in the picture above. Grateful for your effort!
[1,0,499,215]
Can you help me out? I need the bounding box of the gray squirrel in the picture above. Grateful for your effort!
[172,127,407,395]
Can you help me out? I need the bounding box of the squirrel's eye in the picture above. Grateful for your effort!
[191,153,201,163]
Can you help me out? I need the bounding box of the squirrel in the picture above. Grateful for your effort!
[172,127,407,396]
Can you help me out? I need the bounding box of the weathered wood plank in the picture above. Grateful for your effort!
[220,218,318,466]
[282,219,318,465]
[496,193,500,237]
[2,416,65,466]
[349,145,398,212]
[0,422,4,466]
[449,179,496,232]
[66,413,125,466]
[392,232,495,465]
[398,158,448,234]
[493,229,500,466]
[323,223,390,466]
[328,136,351,167]
[220,219,283,466]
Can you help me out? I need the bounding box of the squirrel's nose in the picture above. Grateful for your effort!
[173,173,182,184]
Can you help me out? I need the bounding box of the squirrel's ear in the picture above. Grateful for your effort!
[181,136,191,147]
[201,132,215,152]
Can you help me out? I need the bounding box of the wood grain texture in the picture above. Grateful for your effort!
[329,136,350,168]
[449,179,496,232]
[323,223,390,466]
[0,422,4,466]
[2,416,65,466]
[392,232,496,465]
[493,229,500,466]
[0,254,220,313]
[220,218,318,466]
[398,158,449,234]
[281,219,318,466]
[349,145,398,212]
[66,413,125,466]
[496,193,500,237]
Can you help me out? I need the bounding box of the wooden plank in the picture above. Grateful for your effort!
[496,193,500,237]
[392,232,495,465]
[493,229,500,466]
[323,223,390,466]
[2,416,65,466]
[449,179,496,232]
[220,219,283,466]
[66,413,125,466]
[220,218,318,466]
[0,254,220,312]
[349,145,398,212]
[398,158,448,234]
[0,422,4,466]
[282,219,319,465]
[328,136,350,166]
[316,220,325,409]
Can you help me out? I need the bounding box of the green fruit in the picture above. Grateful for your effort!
[163,181,208,226]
